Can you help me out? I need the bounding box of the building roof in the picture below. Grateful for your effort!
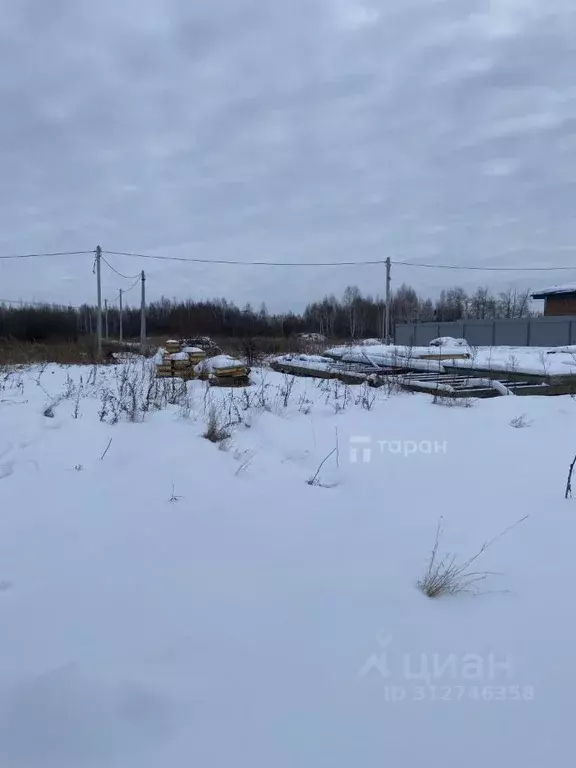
[531,283,576,299]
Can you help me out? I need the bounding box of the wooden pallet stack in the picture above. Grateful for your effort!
[209,367,250,387]
[181,346,207,366]
[155,342,250,386]
[165,339,181,355]
[201,355,251,387]
[155,342,209,380]
[156,351,190,379]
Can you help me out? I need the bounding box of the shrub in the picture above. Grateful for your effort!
[203,405,231,443]
[418,515,529,598]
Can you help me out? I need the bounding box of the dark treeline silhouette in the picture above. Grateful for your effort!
[0,284,535,343]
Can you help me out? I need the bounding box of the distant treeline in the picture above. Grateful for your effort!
[0,284,535,343]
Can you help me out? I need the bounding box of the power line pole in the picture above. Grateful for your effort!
[95,245,102,357]
[140,270,146,352]
[385,256,391,345]
[119,289,123,343]
[104,298,109,340]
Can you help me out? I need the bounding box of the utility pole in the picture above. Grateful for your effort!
[104,298,109,340]
[95,245,102,357]
[385,257,391,345]
[119,289,123,343]
[140,270,146,352]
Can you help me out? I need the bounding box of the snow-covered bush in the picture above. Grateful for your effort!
[203,405,231,444]
[280,375,296,408]
[356,382,376,410]
[432,392,474,408]
[510,414,531,428]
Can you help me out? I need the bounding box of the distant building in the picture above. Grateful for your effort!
[531,284,576,316]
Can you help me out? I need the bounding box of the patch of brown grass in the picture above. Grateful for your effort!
[217,336,347,361]
[0,339,98,365]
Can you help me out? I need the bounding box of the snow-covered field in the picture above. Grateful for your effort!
[1,359,575,767]
[450,345,576,376]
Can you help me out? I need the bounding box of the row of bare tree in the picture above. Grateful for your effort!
[304,284,534,338]
[0,284,536,343]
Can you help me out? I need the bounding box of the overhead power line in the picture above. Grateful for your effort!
[106,275,142,306]
[393,260,576,272]
[101,256,141,280]
[123,275,142,294]
[0,246,573,272]
[107,290,122,304]
[0,250,94,260]
[102,250,387,267]
[103,249,576,272]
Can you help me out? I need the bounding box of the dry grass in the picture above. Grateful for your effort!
[418,515,529,598]
[432,392,475,408]
[217,336,349,362]
[203,405,231,444]
[0,337,154,366]
[510,414,531,428]
[0,339,99,365]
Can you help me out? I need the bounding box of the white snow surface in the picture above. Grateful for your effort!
[429,336,469,347]
[342,352,446,372]
[547,345,576,354]
[273,353,442,379]
[274,354,340,371]
[152,348,165,365]
[0,360,575,767]
[445,346,576,376]
[194,354,245,374]
[325,346,447,372]
[326,344,470,361]
[531,283,576,296]
[181,347,205,355]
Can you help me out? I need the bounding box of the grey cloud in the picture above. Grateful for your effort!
[0,0,575,309]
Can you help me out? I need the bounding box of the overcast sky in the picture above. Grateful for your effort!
[1,0,575,311]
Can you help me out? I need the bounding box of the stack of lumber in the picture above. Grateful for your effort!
[165,339,181,354]
[181,346,207,366]
[195,355,251,387]
[155,341,248,384]
[181,336,222,355]
[156,350,194,379]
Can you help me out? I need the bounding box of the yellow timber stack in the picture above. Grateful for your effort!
[155,342,207,380]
